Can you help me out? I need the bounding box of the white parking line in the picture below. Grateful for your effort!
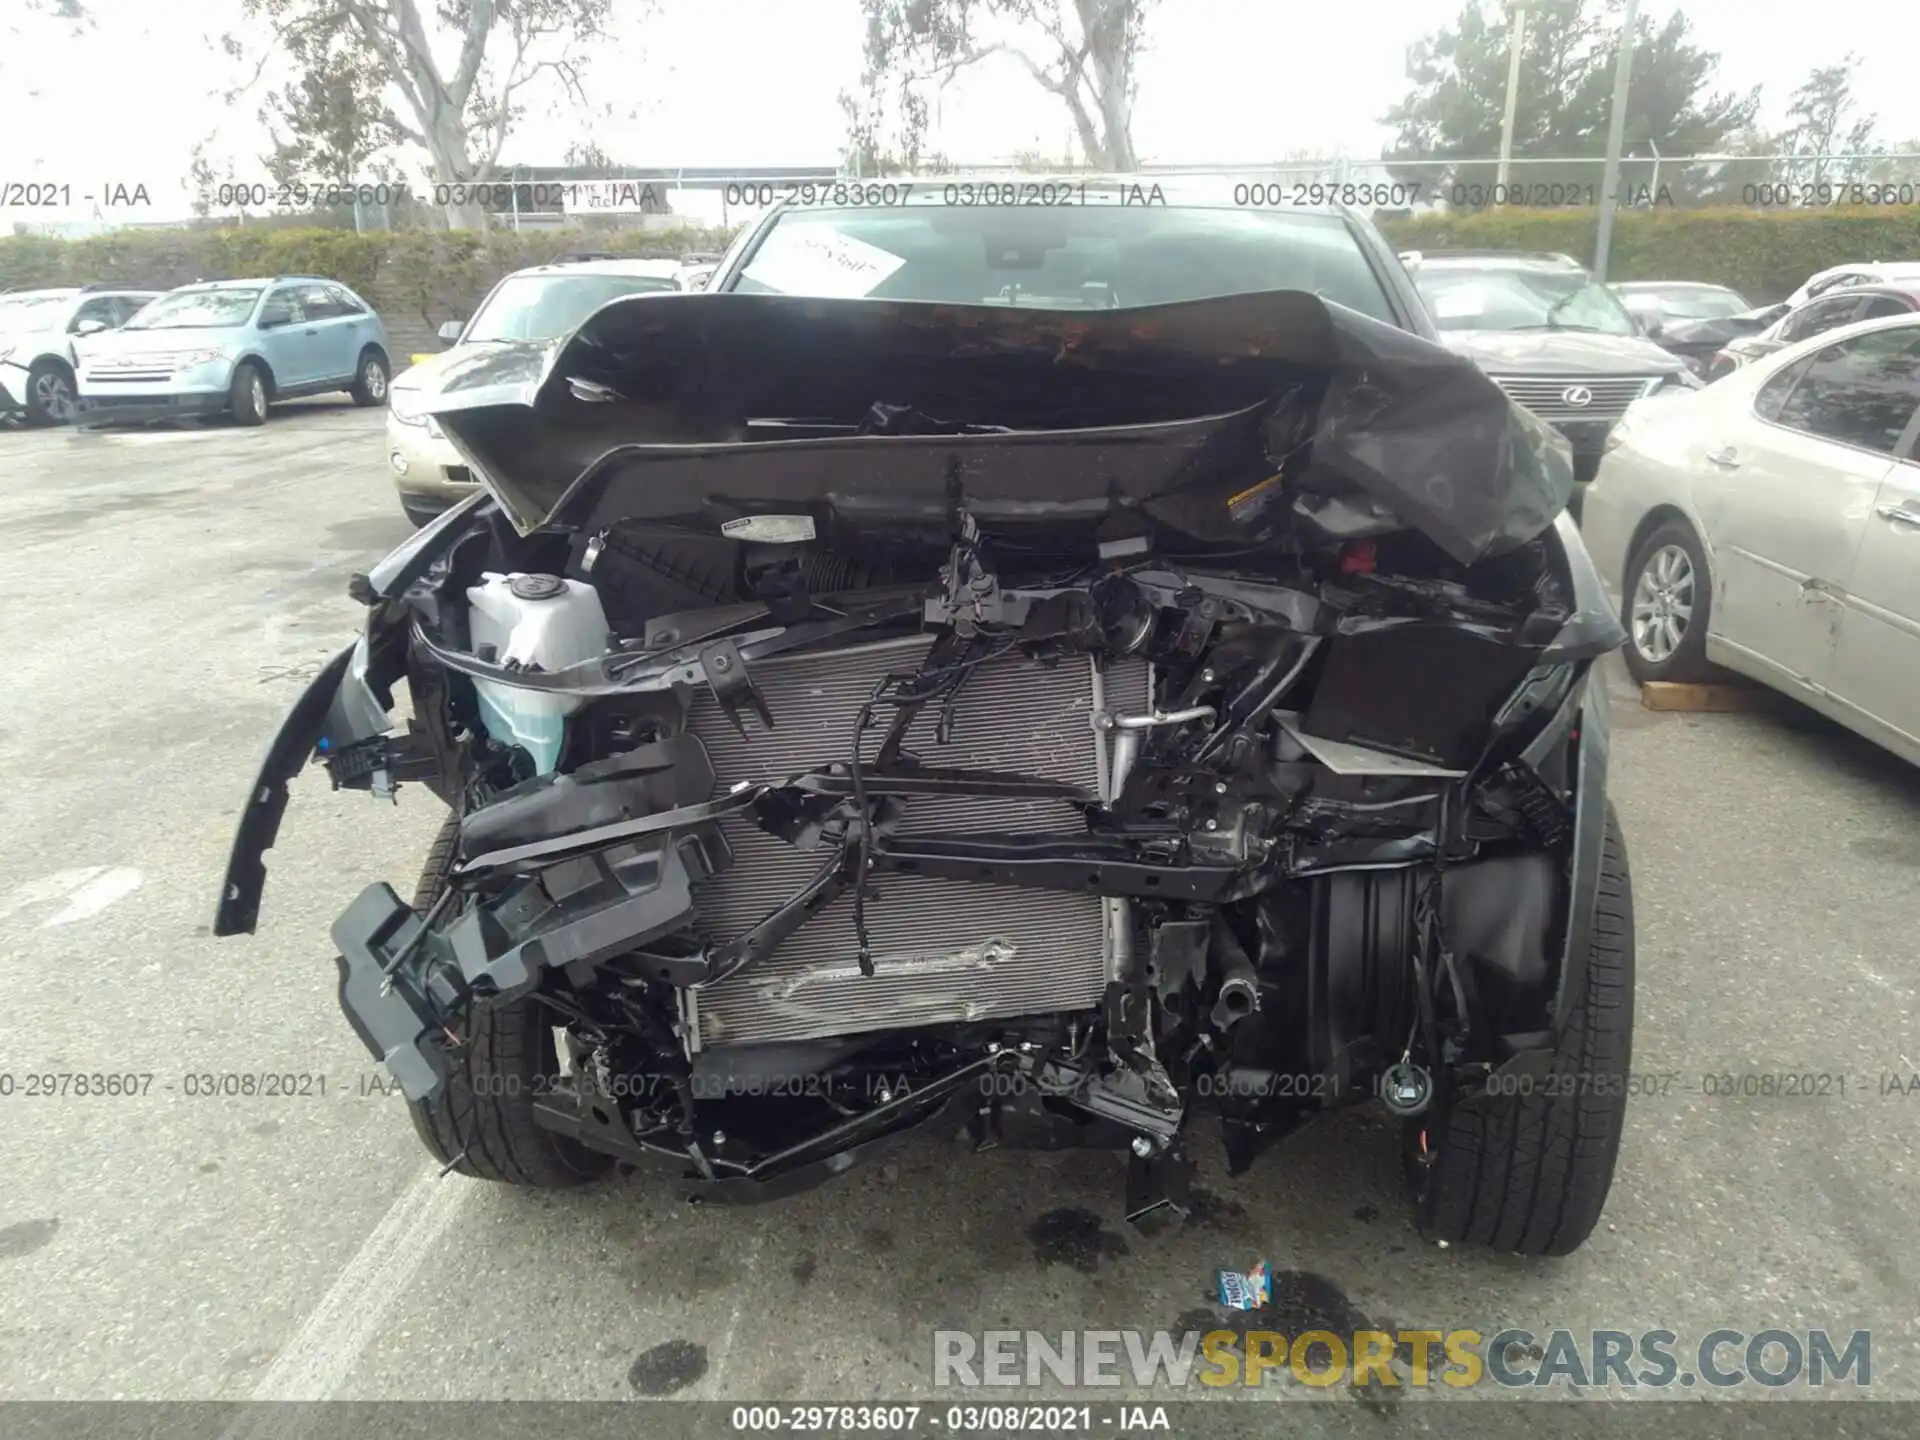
[233,1167,474,1412]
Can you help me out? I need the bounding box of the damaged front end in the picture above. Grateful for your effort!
[216,289,1626,1233]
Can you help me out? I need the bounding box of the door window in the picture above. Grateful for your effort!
[1754,357,1814,422]
[68,296,121,332]
[1773,330,1920,456]
[1778,296,1863,344]
[330,286,369,316]
[259,287,304,328]
[1856,295,1916,321]
[294,283,344,321]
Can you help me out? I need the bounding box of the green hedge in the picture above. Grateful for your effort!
[0,224,739,333]
[1381,206,1920,302]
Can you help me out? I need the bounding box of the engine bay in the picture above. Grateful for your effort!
[312,494,1608,1218]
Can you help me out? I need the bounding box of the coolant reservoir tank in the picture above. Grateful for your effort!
[465,571,610,775]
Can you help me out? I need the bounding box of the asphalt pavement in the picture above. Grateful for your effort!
[1,404,1916,1417]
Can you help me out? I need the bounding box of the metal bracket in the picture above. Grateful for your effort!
[698,637,774,734]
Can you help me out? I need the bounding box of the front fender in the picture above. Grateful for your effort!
[1551,674,1612,1034]
[212,494,494,937]
[212,644,363,937]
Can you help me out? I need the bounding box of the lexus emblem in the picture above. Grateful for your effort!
[1562,385,1595,407]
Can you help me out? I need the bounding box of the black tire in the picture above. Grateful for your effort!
[1406,807,1634,1256]
[350,348,390,407]
[230,361,269,426]
[1621,518,1718,685]
[404,815,613,1187]
[22,359,78,426]
[399,495,444,529]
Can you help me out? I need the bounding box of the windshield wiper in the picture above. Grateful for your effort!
[1509,321,1611,333]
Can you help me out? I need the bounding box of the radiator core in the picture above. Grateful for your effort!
[683,635,1146,1049]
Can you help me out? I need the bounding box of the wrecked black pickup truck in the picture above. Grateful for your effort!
[215,256,1633,1255]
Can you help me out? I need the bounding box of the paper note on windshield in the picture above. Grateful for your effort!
[742,227,907,298]
[1429,286,1490,320]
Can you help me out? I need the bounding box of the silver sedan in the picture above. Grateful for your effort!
[1582,311,1920,766]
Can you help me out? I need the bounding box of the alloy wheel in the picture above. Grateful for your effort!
[364,359,387,400]
[1630,543,1695,664]
[35,372,77,423]
[250,374,267,417]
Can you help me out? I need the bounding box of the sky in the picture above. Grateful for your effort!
[1,0,1914,227]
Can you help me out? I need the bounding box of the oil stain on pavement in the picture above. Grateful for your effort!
[627,1338,709,1395]
[0,1218,59,1259]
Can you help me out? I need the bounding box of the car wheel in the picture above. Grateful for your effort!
[1404,805,1634,1256]
[230,362,269,426]
[23,360,78,426]
[399,496,444,528]
[1622,519,1718,685]
[403,815,614,1188]
[350,349,390,407]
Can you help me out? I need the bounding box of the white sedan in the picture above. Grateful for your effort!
[1582,311,1920,765]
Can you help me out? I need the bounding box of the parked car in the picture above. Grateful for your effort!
[77,276,391,426]
[219,189,1636,1256]
[1608,281,1755,376]
[1783,260,1920,309]
[1610,280,1751,332]
[1401,249,1699,494]
[387,259,684,524]
[0,285,162,425]
[1706,281,1920,380]
[1584,311,1920,765]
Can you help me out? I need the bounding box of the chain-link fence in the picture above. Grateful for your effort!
[920,154,1920,215]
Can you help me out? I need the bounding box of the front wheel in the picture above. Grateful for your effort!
[403,815,613,1187]
[350,349,390,407]
[399,494,445,529]
[1405,806,1634,1256]
[1622,519,1718,685]
[23,360,78,426]
[230,362,269,426]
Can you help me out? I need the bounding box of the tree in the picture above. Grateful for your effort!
[1384,0,1758,206]
[1776,56,1880,189]
[849,0,1156,171]
[238,0,624,228]
[260,32,402,221]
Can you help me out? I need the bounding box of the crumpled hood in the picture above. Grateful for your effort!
[1659,305,1785,350]
[425,289,1577,567]
[1437,328,1684,375]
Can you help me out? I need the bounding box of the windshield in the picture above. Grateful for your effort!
[464,273,680,343]
[728,205,1398,323]
[1415,266,1638,336]
[124,289,263,330]
[0,294,72,331]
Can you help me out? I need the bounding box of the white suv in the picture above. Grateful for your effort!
[0,286,162,425]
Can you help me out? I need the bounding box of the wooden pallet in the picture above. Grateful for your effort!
[1639,680,1783,713]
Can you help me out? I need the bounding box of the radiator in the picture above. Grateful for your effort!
[683,635,1147,1049]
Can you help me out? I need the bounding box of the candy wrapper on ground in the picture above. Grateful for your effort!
[1217,1260,1272,1311]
